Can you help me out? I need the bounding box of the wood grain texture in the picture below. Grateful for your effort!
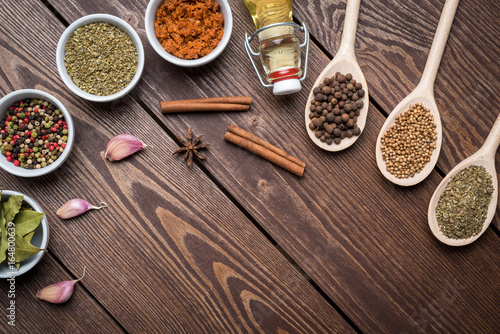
[0,254,124,334]
[293,0,500,228]
[43,0,500,332]
[0,1,355,333]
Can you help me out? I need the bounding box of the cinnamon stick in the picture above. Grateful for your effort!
[224,126,306,177]
[161,102,249,113]
[227,124,306,168]
[160,96,252,113]
[164,96,252,105]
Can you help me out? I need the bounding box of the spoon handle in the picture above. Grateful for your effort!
[482,113,500,160]
[418,0,460,90]
[338,0,361,55]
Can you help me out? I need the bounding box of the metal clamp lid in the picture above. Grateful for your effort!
[244,22,310,88]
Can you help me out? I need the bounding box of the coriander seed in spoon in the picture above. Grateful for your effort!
[375,0,460,186]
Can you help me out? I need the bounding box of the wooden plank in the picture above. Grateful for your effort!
[0,254,124,333]
[44,0,500,332]
[293,0,500,228]
[0,0,355,333]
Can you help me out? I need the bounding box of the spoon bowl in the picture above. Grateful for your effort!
[375,87,443,186]
[375,0,459,186]
[428,113,500,246]
[305,0,369,151]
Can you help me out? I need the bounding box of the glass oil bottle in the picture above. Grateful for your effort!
[243,0,310,95]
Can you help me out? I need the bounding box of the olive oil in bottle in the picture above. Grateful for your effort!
[243,0,303,95]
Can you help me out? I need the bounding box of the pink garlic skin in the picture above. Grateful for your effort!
[36,280,78,304]
[104,134,146,161]
[56,199,94,219]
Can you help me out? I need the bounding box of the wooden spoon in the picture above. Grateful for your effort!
[375,0,460,186]
[304,0,369,151]
[428,113,500,246]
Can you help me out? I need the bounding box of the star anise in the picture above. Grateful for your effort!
[172,128,210,167]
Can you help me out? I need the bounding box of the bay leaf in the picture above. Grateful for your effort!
[13,209,45,236]
[24,231,35,243]
[3,195,23,223]
[14,233,43,264]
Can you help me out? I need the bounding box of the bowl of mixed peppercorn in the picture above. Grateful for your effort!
[0,89,74,177]
[56,14,145,102]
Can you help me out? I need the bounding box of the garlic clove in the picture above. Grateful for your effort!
[56,199,107,219]
[104,134,146,161]
[36,267,86,304]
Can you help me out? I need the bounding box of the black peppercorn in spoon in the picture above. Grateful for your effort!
[375,0,459,186]
[428,113,500,246]
[304,0,369,151]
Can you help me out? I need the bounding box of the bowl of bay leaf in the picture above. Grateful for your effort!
[0,190,49,278]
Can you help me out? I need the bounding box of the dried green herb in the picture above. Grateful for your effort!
[436,165,494,239]
[13,209,45,236]
[64,22,138,96]
[0,193,46,269]
[3,195,23,223]
[13,234,43,269]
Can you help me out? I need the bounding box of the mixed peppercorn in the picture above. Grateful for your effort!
[1,98,68,169]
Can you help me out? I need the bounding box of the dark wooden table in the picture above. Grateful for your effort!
[1,0,499,333]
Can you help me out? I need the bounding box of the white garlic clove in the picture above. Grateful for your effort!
[104,134,146,161]
[36,267,86,304]
[56,199,107,219]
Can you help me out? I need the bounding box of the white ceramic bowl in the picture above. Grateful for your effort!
[145,0,233,67]
[0,89,74,177]
[0,190,49,278]
[56,14,145,102]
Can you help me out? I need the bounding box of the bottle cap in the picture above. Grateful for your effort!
[273,78,302,95]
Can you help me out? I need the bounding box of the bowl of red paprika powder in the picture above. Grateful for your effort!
[0,89,74,177]
[145,0,233,67]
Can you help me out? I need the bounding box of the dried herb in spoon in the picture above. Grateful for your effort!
[436,165,494,239]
